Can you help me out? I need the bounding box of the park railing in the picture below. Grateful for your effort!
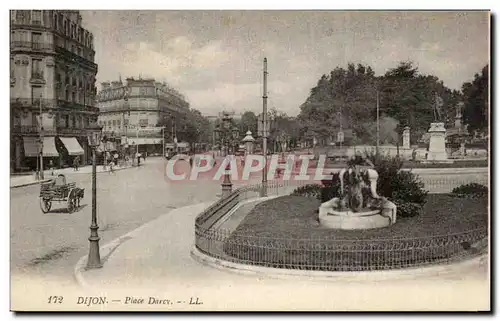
[194,175,489,272]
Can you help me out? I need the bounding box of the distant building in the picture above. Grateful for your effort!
[96,77,189,155]
[10,10,99,171]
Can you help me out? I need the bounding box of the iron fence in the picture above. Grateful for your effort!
[194,176,488,272]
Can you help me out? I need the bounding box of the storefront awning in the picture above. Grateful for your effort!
[23,137,59,157]
[60,137,84,156]
[127,138,163,145]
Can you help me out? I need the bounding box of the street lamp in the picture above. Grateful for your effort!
[86,124,103,269]
[232,127,240,154]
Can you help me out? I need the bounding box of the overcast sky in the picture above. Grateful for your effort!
[80,11,489,116]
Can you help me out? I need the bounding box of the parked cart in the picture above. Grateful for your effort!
[39,174,84,213]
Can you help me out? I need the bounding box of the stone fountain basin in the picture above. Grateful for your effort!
[319,198,396,230]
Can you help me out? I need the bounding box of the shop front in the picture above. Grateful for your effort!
[22,136,60,170]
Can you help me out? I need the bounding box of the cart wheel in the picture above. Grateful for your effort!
[67,189,78,213]
[40,198,52,213]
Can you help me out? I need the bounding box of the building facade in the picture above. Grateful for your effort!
[97,77,189,156]
[10,10,99,171]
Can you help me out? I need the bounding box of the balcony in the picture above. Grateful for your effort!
[11,98,99,114]
[57,99,99,114]
[55,45,97,72]
[30,71,45,84]
[11,125,56,136]
[10,41,54,52]
[10,98,54,109]
[57,127,92,136]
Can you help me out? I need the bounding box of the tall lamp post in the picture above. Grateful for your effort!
[86,124,103,269]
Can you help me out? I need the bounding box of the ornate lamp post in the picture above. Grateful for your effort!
[86,124,103,269]
[213,124,222,156]
[232,127,240,154]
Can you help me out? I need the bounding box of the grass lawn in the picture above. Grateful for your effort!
[223,194,488,270]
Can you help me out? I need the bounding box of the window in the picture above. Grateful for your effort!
[31,58,43,79]
[10,58,14,79]
[31,86,43,104]
[72,115,76,128]
[139,119,148,127]
[58,15,63,32]
[32,10,41,25]
[65,115,69,128]
[53,13,57,29]
[16,10,30,24]
[32,32,42,49]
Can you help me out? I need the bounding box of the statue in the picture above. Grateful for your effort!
[318,153,397,230]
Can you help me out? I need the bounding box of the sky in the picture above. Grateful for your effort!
[80,10,489,116]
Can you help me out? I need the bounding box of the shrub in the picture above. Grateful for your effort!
[452,183,488,198]
[366,152,428,217]
[291,184,323,199]
[320,172,341,202]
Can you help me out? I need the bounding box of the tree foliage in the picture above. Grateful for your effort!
[462,65,489,134]
[297,61,468,146]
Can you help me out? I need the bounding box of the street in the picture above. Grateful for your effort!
[10,157,220,286]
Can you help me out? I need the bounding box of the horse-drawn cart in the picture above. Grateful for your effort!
[39,174,84,213]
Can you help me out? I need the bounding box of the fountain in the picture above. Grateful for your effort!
[319,162,397,230]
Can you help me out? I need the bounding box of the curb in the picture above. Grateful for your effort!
[73,201,212,289]
[190,246,488,282]
[10,179,51,189]
[10,166,135,188]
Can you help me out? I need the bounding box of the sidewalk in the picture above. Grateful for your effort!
[10,163,134,188]
[75,202,489,311]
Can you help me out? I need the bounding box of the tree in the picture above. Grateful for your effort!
[297,61,460,146]
[462,65,488,134]
[239,111,258,135]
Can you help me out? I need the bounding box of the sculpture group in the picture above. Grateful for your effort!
[319,159,397,230]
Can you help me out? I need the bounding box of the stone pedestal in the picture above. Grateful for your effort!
[426,122,448,161]
[402,126,410,149]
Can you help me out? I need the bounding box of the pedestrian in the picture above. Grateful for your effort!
[73,157,78,171]
[49,160,55,176]
[144,152,147,161]
[137,153,141,167]
[109,160,115,174]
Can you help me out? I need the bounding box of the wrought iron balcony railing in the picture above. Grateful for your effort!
[10,41,55,51]
[11,98,99,113]
[11,125,56,135]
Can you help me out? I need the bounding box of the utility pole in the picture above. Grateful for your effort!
[261,58,268,197]
[376,90,380,156]
[39,94,44,180]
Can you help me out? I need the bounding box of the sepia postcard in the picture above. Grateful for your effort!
[9,9,490,312]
